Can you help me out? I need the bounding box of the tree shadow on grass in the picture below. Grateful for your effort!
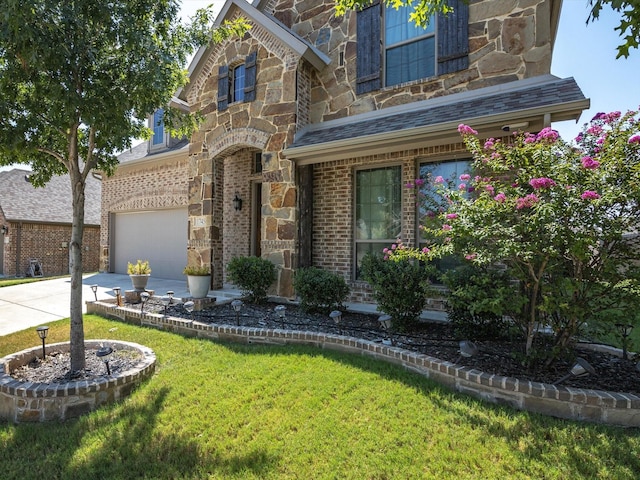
[0,385,279,479]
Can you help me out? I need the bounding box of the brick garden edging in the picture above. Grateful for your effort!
[0,339,156,423]
[86,301,640,427]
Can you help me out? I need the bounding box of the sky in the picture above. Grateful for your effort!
[2,0,638,172]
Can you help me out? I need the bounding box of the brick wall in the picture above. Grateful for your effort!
[2,221,99,277]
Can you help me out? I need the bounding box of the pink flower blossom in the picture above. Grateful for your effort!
[536,127,559,142]
[587,125,603,136]
[458,183,467,191]
[529,177,556,189]
[465,253,477,260]
[581,190,600,200]
[458,124,478,135]
[494,193,506,203]
[426,210,435,218]
[581,156,600,169]
[391,244,397,250]
[442,224,452,231]
[629,134,640,144]
[485,185,495,195]
[446,213,458,220]
[414,178,425,186]
[434,175,445,184]
[382,248,389,254]
[524,134,537,144]
[484,139,495,149]
[459,173,471,181]
[421,247,430,254]
[516,194,539,209]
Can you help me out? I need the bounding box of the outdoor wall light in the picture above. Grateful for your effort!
[140,292,150,314]
[96,345,114,375]
[615,323,634,360]
[232,299,243,325]
[553,357,595,385]
[184,301,195,322]
[36,326,49,360]
[90,284,98,301]
[233,192,243,211]
[113,287,122,307]
[275,305,286,326]
[1,225,8,235]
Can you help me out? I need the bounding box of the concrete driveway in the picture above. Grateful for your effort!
[0,273,192,336]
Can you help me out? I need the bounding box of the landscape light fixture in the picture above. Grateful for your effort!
[36,326,49,360]
[615,323,634,360]
[90,284,98,301]
[378,314,393,345]
[167,291,174,303]
[232,299,243,325]
[553,357,596,385]
[140,292,150,315]
[161,295,171,316]
[183,301,195,322]
[455,340,479,363]
[330,310,342,334]
[233,193,243,211]
[275,305,286,327]
[96,346,114,375]
[113,287,122,307]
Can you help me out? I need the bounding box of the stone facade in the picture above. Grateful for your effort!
[181,0,564,299]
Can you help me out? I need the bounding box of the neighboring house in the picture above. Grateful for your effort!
[100,0,589,302]
[0,169,101,277]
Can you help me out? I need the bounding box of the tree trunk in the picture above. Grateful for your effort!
[69,169,86,372]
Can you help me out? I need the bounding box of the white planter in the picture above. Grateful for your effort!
[187,275,211,299]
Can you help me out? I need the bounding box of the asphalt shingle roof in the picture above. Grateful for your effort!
[0,169,101,225]
[289,76,586,149]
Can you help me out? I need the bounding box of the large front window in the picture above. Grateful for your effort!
[355,166,402,278]
[385,6,435,86]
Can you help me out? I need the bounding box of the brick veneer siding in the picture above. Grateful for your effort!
[87,300,640,427]
[100,156,189,273]
[2,222,99,277]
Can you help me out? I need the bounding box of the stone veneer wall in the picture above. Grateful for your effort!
[100,157,189,273]
[2,222,99,277]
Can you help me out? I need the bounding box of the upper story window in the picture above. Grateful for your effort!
[356,0,468,95]
[231,64,246,103]
[385,6,436,87]
[218,51,257,112]
[152,108,164,146]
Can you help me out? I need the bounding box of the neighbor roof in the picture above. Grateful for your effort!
[0,169,101,225]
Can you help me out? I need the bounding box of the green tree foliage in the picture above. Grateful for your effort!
[0,0,248,371]
[392,111,640,363]
[335,0,640,57]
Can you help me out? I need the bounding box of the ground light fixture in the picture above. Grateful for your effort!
[183,301,195,322]
[330,310,342,334]
[90,284,98,301]
[96,345,114,375]
[455,340,479,363]
[167,291,174,303]
[36,325,49,360]
[161,295,172,317]
[232,299,243,325]
[113,286,122,307]
[140,292,150,314]
[615,323,634,360]
[274,305,286,326]
[553,357,596,385]
[378,314,393,345]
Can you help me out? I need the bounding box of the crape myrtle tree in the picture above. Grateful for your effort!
[0,1,248,372]
[335,0,640,58]
[390,111,640,363]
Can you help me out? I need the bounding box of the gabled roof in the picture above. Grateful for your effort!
[181,0,331,103]
[0,169,101,225]
[285,75,590,164]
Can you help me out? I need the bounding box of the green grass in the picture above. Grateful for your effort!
[1,316,640,479]
[0,275,70,288]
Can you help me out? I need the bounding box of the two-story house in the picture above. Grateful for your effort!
[100,0,589,301]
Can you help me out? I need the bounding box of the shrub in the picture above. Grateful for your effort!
[127,260,151,275]
[441,265,522,341]
[360,253,434,331]
[293,267,350,314]
[183,265,210,276]
[226,256,276,303]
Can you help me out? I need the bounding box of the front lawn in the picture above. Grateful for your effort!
[1,316,639,479]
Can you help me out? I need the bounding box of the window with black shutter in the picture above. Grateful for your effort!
[355,2,468,93]
[217,51,258,111]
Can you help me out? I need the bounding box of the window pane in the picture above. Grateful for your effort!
[385,6,435,46]
[152,108,164,145]
[232,64,245,102]
[386,37,435,86]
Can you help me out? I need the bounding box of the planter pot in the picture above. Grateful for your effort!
[187,275,211,299]
[129,274,150,292]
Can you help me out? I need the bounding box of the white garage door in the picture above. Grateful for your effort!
[113,209,188,280]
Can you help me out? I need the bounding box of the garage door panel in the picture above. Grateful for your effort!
[113,209,187,280]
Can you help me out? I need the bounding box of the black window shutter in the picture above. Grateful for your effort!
[217,65,229,111]
[437,0,469,75]
[356,1,381,95]
[244,51,257,102]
